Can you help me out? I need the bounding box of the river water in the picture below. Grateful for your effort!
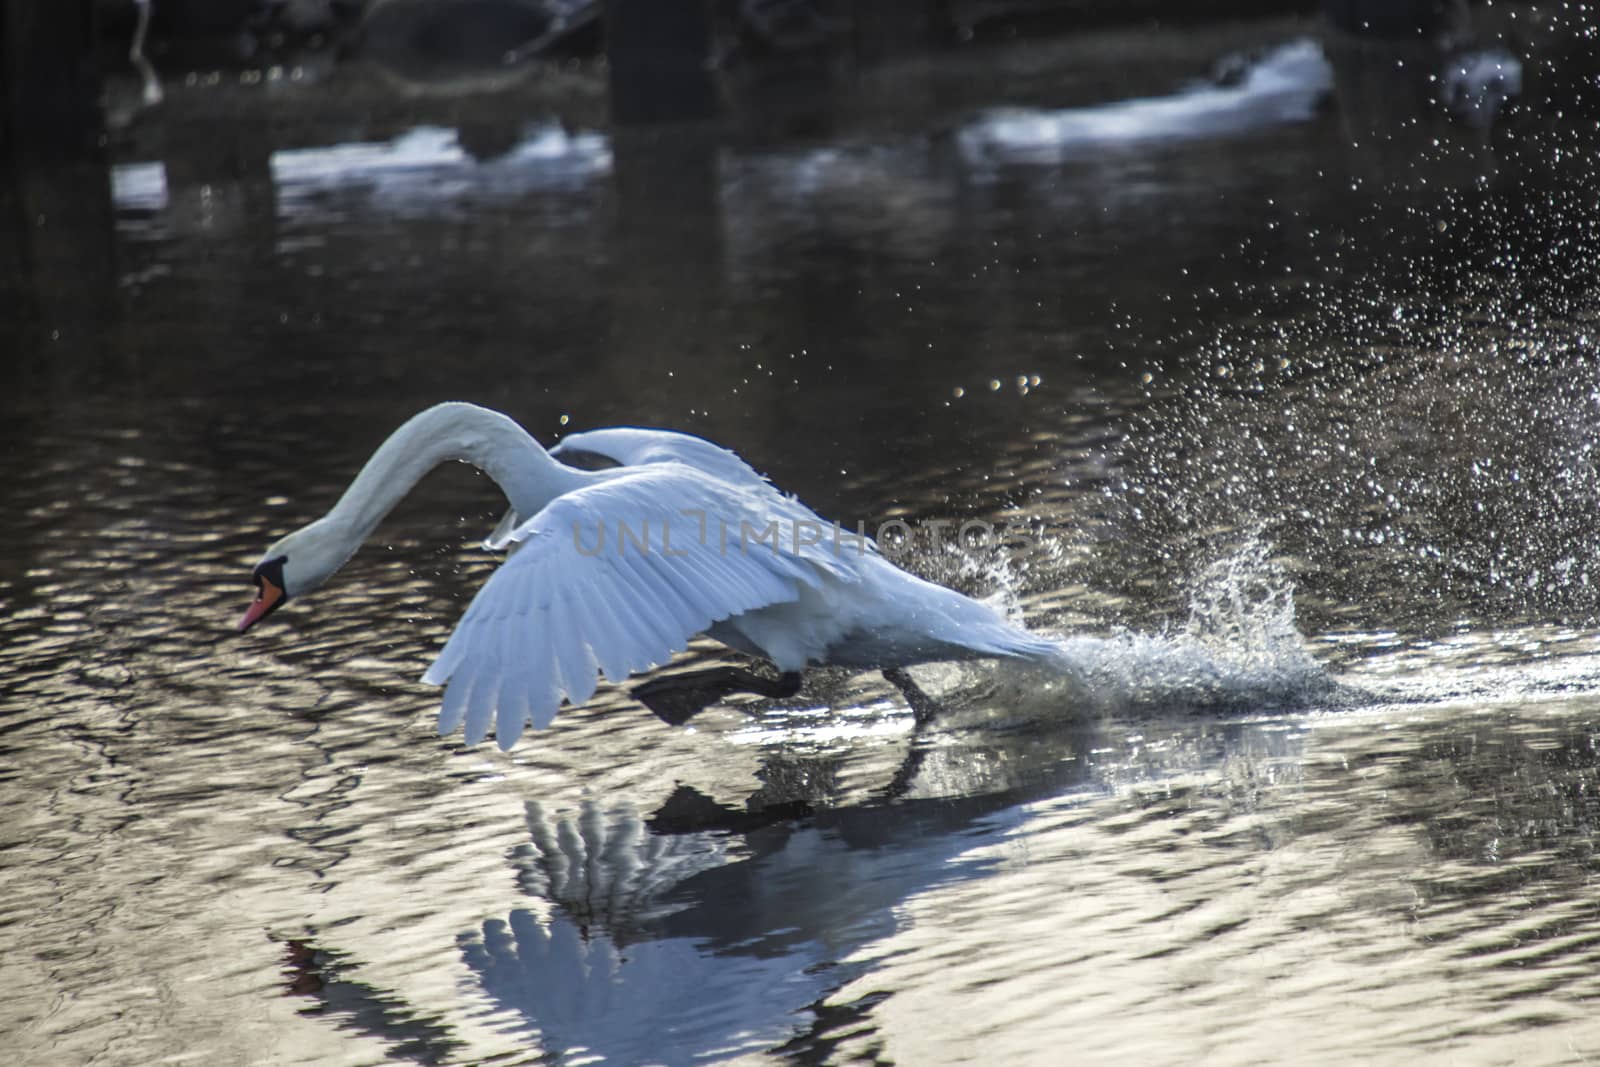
[6,15,1600,1065]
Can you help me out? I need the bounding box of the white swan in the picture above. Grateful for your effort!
[238,402,1065,749]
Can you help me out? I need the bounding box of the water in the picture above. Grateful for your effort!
[8,15,1600,1064]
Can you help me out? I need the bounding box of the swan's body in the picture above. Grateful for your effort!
[239,402,1064,749]
[549,426,1060,669]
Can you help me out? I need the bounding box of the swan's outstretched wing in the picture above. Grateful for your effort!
[551,427,770,487]
[422,467,855,749]
[551,427,880,556]
[490,426,732,554]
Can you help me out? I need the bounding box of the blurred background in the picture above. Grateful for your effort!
[9,3,1600,1065]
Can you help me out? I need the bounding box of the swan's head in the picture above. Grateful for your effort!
[237,519,353,633]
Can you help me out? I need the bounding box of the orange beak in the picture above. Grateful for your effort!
[237,575,285,633]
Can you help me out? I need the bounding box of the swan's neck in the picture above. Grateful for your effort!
[327,402,586,545]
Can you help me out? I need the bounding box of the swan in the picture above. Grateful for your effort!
[237,402,1066,749]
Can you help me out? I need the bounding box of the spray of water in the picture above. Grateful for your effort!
[905,529,1340,717]
[1078,29,1600,669]
[1039,535,1342,715]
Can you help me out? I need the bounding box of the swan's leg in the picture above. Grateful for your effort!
[646,784,813,835]
[881,740,932,801]
[882,667,940,727]
[879,667,941,801]
[760,671,804,699]
[634,666,803,726]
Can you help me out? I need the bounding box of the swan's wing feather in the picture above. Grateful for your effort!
[553,427,770,487]
[423,468,848,749]
[550,587,599,708]
[438,668,474,737]
[462,672,492,746]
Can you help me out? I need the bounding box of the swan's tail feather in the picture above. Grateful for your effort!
[894,570,1073,672]
[976,624,1074,672]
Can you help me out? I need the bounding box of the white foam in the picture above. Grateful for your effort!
[271,125,467,185]
[1040,538,1335,714]
[110,161,169,211]
[269,123,611,218]
[958,39,1333,165]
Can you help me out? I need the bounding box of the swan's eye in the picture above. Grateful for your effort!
[252,556,289,597]
[237,556,290,633]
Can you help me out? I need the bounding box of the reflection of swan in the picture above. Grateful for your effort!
[462,708,1313,1063]
[510,798,732,932]
[238,403,1067,749]
[463,786,1042,1064]
[463,908,836,1065]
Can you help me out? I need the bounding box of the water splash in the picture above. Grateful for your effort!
[1080,60,1600,645]
[1042,536,1339,715]
[885,517,1334,716]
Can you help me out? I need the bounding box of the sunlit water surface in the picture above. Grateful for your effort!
[7,18,1600,1065]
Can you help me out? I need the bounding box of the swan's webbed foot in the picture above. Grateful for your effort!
[882,666,940,727]
[634,667,803,726]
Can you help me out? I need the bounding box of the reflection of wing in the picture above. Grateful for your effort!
[463,707,1318,1062]
[510,800,728,932]
[465,788,1034,1063]
[423,466,857,749]
[462,909,830,1067]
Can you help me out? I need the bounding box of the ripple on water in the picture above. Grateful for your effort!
[811,701,1600,1064]
[12,389,1600,1064]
